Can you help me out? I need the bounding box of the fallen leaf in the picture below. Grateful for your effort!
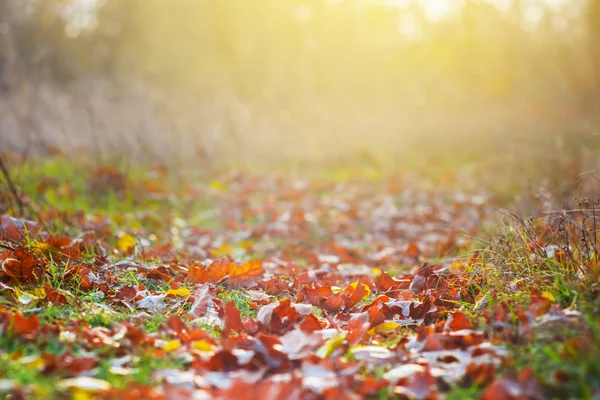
[384,364,426,382]
[368,321,401,335]
[221,301,245,336]
[162,340,182,351]
[316,330,347,358]
[189,283,214,317]
[10,312,40,337]
[135,294,167,313]
[165,287,191,297]
[116,234,136,252]
[58,377,111,393]
[191,340,215,352]
[541,291,555,302]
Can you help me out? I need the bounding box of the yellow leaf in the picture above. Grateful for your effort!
[73,390,94,400]
[19,355,44,370]
[368,321,400,335]
[31,241,52,257]
[211,243,232,257]
[332,282,370,300]
[162,340,182,351]
[117,234,136,252]
[238,240,253,250]
[209,180,227,191]
[372,267,382,277]
[449,261,467,275]
[164,288,191,297]
[15,288,44,305]
[191,340,215,352]
[349,281,371,299]
[316,330,347,358]
[541,291,555,302]
[130,220,143,230]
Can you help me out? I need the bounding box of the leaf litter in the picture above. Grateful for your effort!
[0,168,597,399]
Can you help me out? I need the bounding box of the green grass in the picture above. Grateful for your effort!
[215,288,258,318]
[453,206,600,398]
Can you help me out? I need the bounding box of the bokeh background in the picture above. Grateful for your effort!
[0,0,599,168]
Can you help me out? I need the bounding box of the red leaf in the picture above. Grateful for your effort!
[189,283,213,317]
[166,315,189,337]
[221,301,245,336]
[0,214,40,243]
[408,264,433,293]
[42,353,97,375]
[375,272,402,292]
[263,277,289,295]
[354,376,389,397]
[44,284,68,305]
[206,350,240,372]
[1,247,45,284]
[11,313,40,337]
[375,272,411,294]
[421,334,444,352]
[393,369,437,399]
[299,285,333,308]
[346,281,367,309]
[299,314,325,332]
[480,367,545,400]
[346,313,370,345]
[323,293,346,313]
[446,311,471,331]
[406,243,421,258]
[218,376,301,399]
[117,286,137,301]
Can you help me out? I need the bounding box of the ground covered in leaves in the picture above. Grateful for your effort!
[0,156,599,399]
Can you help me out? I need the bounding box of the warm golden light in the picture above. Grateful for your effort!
[0,0,599,165]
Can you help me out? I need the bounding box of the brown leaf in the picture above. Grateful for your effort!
[116,286,137,302]
[1,247,45,284]
[0,214,40,243]
[42,353,97,375]
[44,284,69,306]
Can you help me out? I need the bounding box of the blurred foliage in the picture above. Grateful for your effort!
[1,0,600,164]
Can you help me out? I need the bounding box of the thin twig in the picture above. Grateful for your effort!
[0,153,24,215]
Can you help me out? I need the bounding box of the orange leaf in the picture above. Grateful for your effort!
[227,259,263,287]
[11,312,40,337]
[187,258,263,288]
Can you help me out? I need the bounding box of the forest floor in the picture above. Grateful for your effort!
[0,140,599,399]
